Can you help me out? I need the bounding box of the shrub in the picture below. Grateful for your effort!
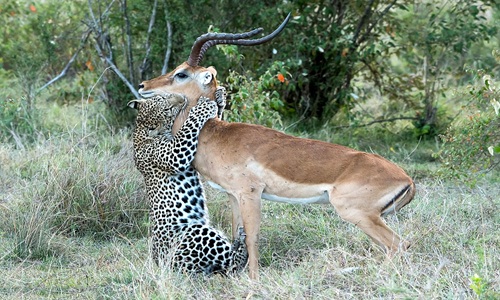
[439,71,500,182]
[224,61,287,128]
[0,69,41,145]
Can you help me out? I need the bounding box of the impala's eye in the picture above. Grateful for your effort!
[175,72,188,79]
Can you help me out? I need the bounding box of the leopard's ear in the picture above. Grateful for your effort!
[127,99,146,110]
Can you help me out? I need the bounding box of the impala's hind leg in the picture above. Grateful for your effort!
[352,213,406,254]
[329,193,407,255]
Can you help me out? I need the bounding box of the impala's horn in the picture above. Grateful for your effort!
[187,13,291,67]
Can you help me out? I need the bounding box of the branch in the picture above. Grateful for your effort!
[87,0,117,38]
[86,0,138,98]
[121,0,135,84]
[93,36,140,99]
[140,0,158,80]
[331,116,418,129]
[358,0,397,46]
[37,30,92,93]
[162,20,172,75]
[352,0,376,49]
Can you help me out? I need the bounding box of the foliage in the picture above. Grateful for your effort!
[2,0,500,136]
[470,273,499,300]
[224,61,288,128]
[272,0,404,121]
[381,0,500,138]
[0,96,39,144]
[0,69,39,144]
[439,70,500,182]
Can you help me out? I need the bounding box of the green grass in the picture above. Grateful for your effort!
[0,103,499,299]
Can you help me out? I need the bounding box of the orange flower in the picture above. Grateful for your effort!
[86,60,94,71]
[29,5,36,13]
[277,73,285,83]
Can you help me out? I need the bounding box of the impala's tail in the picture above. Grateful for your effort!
[381,182,416,217]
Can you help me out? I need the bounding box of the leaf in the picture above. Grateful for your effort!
[491,98,499,115]
[490,145,500,155]
[488,146,494,156]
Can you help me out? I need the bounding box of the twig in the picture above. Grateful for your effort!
[37,30,91,93]
[121,0,136,84]
[331,116,418,129]
[87,0,139,98]
[161,0,173,75]
[8,128,25,151]
[140,0,158,79]
[93,39,140,99]
[162,19,172,75]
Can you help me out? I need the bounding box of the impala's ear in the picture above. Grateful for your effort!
[207,66,217,78]
[127,99,146,110]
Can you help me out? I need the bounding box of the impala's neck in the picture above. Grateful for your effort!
[171,94,216,135]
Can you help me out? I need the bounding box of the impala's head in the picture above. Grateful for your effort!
[138,13,291,133]
[139,63,219,103]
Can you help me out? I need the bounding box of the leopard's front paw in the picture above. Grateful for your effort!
[197,96,210,104]
[237,226,246,243]
[215,86,227,119]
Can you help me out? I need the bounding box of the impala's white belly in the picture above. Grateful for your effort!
[206,181,330,205]
[261,191,329,204]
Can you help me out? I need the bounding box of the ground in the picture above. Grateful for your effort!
[1,176,498,299]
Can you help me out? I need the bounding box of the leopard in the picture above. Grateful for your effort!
[128,89,248,276]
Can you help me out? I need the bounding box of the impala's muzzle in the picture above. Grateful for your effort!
[139,89,155,98]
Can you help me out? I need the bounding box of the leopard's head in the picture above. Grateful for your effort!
[128,93,186,144]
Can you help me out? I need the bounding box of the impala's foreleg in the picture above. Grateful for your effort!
[228,186,263,280]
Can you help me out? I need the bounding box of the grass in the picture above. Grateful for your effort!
[0,103,499,299]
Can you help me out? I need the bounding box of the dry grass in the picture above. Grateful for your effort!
[0,104,498,299]
[1,143,498,299]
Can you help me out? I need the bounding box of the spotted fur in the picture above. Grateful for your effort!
[129,90,248,275]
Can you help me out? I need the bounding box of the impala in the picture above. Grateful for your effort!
[138,14,416,279]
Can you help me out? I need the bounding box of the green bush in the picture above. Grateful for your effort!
[439,71,500,182]
[0,96,39,144]
[224,61,287,128]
